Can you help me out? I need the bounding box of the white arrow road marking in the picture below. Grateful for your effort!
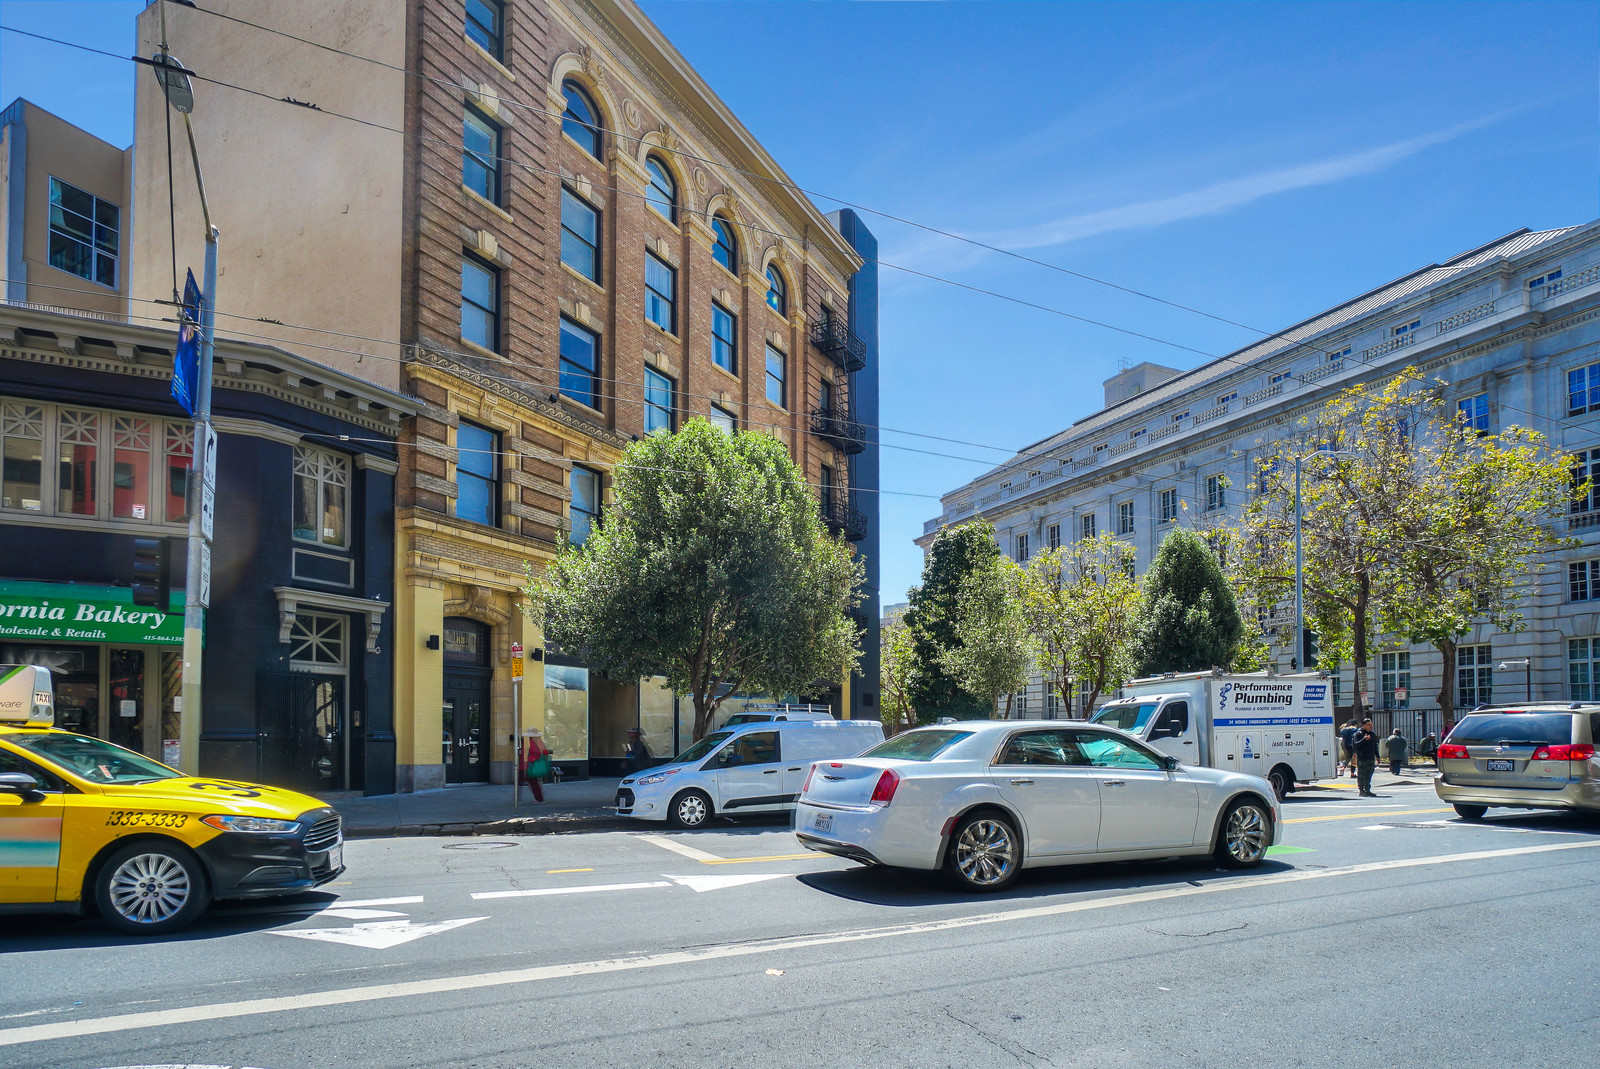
[663,873,789,893]
[269,917,486,950]
[224,896,424,919]
[635,834,723,862]
[10,839,1598,1048]
[313,908,410,920]
[472,881,670,900]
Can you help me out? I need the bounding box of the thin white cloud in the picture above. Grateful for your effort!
[982,111,1518,251]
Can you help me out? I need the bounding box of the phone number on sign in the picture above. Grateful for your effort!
[104,810,188,828]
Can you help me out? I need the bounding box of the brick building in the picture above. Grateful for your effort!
[133,0,876,790]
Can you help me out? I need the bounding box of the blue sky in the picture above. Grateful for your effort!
[3,1,1597,605]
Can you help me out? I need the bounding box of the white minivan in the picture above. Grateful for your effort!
[616,719,885,828]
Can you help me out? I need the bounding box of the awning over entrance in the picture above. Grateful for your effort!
[0,581,183,645]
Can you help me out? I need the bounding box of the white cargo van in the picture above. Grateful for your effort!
[1091,671,1336,800]
[616,718,884,828]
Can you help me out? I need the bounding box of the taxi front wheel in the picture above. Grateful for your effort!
[93,841,212,936]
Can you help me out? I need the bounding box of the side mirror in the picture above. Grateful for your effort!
[1163,756,1181,771]
[0,772,43,800]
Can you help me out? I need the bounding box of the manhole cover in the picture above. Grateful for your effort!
[442,841,518,850]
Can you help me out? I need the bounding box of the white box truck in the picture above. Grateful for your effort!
[1089,670,1337,800]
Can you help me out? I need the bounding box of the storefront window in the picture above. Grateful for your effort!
[639,675,675,764]
[0,399,190,524]
[57,408,99,516]
[543,664,589,762]
[164,424,192,523]
[111,417,153,520]
[1,402,44,511]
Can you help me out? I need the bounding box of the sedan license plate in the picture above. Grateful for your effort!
[811,813,834,833]
[1487,759,1515,772]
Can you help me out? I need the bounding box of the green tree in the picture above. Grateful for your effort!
[1366,375,1573,720]
[1018,536,1143,714]
[940,555,1030,718]
[878,608,919,735]
[903,521,1000,720]
[1135,527,1244,674]
[527,418,862,741]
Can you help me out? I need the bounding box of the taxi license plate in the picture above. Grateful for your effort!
[1487,759,1514,772]
[811,813,833,833]
[327,843,343,869]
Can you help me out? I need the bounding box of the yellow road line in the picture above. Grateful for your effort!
[546,867,594,874]
[1287,807,1451,824]
[698,852,822,865]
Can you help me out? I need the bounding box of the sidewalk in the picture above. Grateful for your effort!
[335,778,631,838]
[1301,765,1438,794]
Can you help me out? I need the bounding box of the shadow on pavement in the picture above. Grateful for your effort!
[796,854,1297,908]
[0,890,355,951]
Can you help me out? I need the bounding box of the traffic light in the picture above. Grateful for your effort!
[1301,627,1320,669]
[131,536,173,612]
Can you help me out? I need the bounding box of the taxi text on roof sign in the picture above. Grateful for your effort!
[0,664,55,726]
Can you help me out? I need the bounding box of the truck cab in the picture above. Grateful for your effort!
[1092,693,1200,763]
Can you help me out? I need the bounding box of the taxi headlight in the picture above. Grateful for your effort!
[635,768,679,786]
[201,814,300,833]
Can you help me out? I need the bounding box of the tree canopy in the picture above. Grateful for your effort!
[528,418,862,740]
[940,555,1031,718]
[903,521,999,720]
[1135,526,1243,674]
[1019,536,1143,713]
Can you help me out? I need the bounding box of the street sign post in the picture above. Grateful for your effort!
[511,642,523,812]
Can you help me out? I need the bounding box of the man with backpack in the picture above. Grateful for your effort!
[1353,718,1381,797]
[1339,720,1361,777]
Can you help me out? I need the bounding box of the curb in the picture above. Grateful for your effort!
[344,813,635,839]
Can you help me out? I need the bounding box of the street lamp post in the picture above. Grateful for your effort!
[150,48,217,775]
[1292,450,1360,675]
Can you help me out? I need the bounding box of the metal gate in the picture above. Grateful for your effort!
[257,670,349,793]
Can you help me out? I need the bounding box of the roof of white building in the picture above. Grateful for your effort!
[997,223,1589,473]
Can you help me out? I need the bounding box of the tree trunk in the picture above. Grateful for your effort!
[1351,575,1370,720]
[1435,637,1458,725]
[1000,692,1012,720]
[692,689,712,742]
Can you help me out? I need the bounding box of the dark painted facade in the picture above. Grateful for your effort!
[0,306,413,795]
[831,210,881,720]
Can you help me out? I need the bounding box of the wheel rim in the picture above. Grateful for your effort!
[678,795,707,826]
[1225,805,1270,863]
[107,852,191,925]
[954,819,1017,886]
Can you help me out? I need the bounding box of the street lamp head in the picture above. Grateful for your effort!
[150,52,195,114]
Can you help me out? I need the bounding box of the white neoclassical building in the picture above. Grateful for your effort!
[919,222,1600,732]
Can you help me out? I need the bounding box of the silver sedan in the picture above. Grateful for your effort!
[795,720,1280,891]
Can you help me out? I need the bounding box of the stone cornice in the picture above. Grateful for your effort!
[404,345,630,452]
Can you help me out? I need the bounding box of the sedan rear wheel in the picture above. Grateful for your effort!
[1214,799,1272,868]
[945,812,1021,892]
[1453,803,1489,821]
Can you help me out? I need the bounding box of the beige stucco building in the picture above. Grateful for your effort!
[132,0,872,791]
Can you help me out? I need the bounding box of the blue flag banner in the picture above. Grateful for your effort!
[171,269,202,416]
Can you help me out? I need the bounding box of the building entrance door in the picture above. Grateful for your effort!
[107,648,145,753]
[442,671,490,783]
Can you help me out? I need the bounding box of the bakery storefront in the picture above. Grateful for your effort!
[0,581,184,761]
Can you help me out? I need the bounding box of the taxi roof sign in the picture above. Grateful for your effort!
[0,665,54,726]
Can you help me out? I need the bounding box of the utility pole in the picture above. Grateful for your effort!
[149,39,217,776]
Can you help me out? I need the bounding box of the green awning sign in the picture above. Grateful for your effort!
[0,582,185,645]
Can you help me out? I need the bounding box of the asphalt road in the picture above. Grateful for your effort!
[3,776,1597,1069]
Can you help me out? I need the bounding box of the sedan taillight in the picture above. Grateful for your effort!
[801,764,817,795]
[1436,743,1471,760]
[870,769,900,805]
[1530,743,1595,761]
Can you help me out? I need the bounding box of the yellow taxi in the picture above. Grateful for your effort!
[0,665,345,935]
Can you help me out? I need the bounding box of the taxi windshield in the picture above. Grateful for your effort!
[8,733,179,784]
[1091,702,1160,732]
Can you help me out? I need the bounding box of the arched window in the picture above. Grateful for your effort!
[765,264,787,316]
[711,216,737,273]
[645,157,676,223]
[561,80,601,158]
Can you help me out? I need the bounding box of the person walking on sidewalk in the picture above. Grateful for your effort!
[1339,720,1361,776]
[1386,728,1408,776]
[1353,719,1380,796]
[522,728,552,803]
